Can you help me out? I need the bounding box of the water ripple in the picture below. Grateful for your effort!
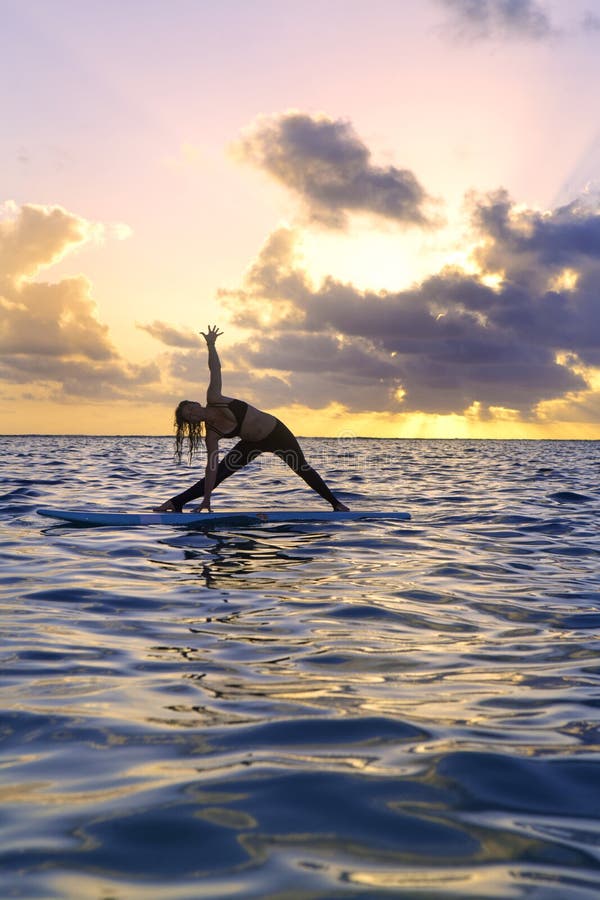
[1,436,600,897]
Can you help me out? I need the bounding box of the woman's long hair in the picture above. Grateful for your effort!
[174,400,204,464]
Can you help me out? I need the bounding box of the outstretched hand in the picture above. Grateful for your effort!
[201,325,223,346]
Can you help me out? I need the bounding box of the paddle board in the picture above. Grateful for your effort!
[37,508,411,527]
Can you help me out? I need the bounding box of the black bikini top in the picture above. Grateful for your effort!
[207,398,248,438]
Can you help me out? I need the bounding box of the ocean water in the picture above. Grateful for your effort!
[1,435,600,900]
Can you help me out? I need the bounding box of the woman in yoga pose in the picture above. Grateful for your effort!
[154,326,349,513]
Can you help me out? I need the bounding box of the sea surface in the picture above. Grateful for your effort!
[1,436,600,900]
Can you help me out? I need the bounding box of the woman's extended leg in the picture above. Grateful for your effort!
[166,441,262,511]
[266,422,348,509]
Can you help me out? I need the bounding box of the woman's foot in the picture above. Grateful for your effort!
[152,500,181,512]
[332,501,350,512]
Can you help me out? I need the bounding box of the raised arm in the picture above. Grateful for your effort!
[201,325,224,400]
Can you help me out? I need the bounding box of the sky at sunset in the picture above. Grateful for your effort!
[2,0,600,437]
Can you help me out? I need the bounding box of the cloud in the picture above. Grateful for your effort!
[0,201,159,400]
[0,201,96,283]
[437,0,554,40]
[470,190,600,366]
[234,333,405,413]
[1,277,114,359]
[0,354,160,400]
[582,10,600,32]
[537,381,600,423]
[168,348,295,408]
[138,320,203,349]
[236,112,435,229]
[218,193,600,419]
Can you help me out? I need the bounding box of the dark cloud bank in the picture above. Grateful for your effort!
[204,191,600,420]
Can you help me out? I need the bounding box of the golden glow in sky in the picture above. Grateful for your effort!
[2,0,600,437]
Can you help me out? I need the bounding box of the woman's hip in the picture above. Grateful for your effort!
[259,418,299,452]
